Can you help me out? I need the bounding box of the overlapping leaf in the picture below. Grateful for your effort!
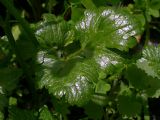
[35,7,142,106]
[93,47,125,78]
[39,106,54,120]
[36,51,98,105]
[35,15,74,49]
[136,45,160,79]
[75,7,141,51]
[117,94,142,117]
[125,65,160,96]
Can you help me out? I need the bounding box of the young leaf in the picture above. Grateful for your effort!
[75,7,141,51]
[35,15,74,49]
[36,54,99,106]
[95,80,111,94]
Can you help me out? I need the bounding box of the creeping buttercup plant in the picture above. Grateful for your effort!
[1,0,160,119]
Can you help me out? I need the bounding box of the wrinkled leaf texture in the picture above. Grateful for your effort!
[35,7,141,105]
[36,51,98,105]
[75,7,141,51]
[137,45,160,79]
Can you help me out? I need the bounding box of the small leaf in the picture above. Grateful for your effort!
[39,106,54,120]
[149,8,159,17]
[9,97,17,106]
[95,80,111,94]
[91,94,108,106]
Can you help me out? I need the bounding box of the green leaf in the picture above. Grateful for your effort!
[71,7,85,22]
[83,101,103,120]
[36,53,99,105]
[93,47,125,77]
[0,67,22,94]
[91,94,108,106]
[9,97,17,106]
[150,0,160,10]
[52,97,70,118]
[95,80,111,94]
[117,94,142,117]
[125,65,160,96]
[136,46,160,79]
[92,0,107,7]
[75,7,141,51]
[35,16,74,48]
[81,0,96,9]
[149,8,159,17]
[8,106,37,120]
[106,0,121,5]
[39,106,54,120]
[134,0,147,9]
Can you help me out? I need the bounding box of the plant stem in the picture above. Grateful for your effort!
[66,48,83,60]
[144,19,150,47]
[144,0,150,47]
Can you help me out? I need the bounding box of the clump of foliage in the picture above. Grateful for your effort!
[0,0,160,119]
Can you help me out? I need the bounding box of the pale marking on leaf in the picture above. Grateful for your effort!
[98,56,110,69]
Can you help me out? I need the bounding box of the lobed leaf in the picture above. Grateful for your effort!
[136,45,160,79]
[36,52,99,105]
[35,15,74,49]
[125,65,160,96]
[93,47,125,77]
[75,7,141,51]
